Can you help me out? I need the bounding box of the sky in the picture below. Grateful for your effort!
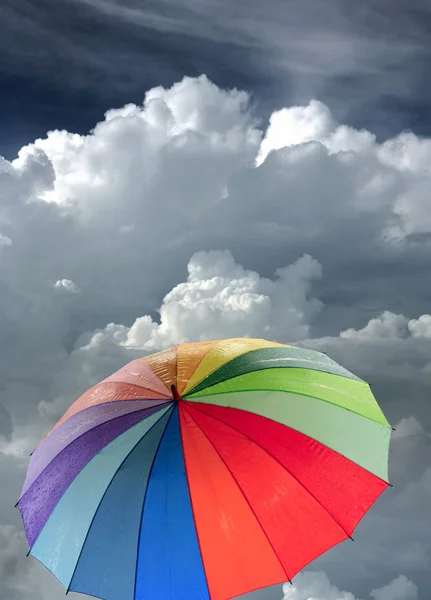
[0,1,430,599]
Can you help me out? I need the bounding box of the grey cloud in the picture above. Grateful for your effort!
[0,404,13,441]
[2,0,431,136]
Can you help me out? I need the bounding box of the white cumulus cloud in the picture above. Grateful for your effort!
[282,572,417,600]
[340,312,431,342]
[54,278,80,293]
[121,250,322,349]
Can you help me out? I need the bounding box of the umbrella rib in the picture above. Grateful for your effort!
[179,340,222,395]
[188,356,362,396]
[140,345,180,395]
[178,407,213,598]
[64,405,174,595]
[103,359,174,396]
[183,404,293,585]
[132,407,176,600]
[175,345,179,391]
[187,403,356,542]
[186,387,391,429]
[100,376,173,398]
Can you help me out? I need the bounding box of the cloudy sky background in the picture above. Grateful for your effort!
[1,1,430,599]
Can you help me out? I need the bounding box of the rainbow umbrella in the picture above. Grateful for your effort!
[18,338,392,600]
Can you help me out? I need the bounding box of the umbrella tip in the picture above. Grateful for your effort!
[170,384,182,402]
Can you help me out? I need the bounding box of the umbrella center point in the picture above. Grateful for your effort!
[170,384,182,402]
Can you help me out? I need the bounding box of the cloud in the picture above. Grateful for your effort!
[54,279,80,293]
[0,404,13,441]
[120,250,322,348]
[0,524,32,599]
[0,234,12,248]
[371,576,418,600]
[0,522,68,600]
[1,75,431,598]
[282,572,417,600]
[3,0,431,141]
[4,74,431,339]
[34,249,321,427]
[257,100,338,165]
[392,416,426,440]
[340,312,412,341]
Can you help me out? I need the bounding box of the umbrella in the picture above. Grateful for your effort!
[18,337,392,600]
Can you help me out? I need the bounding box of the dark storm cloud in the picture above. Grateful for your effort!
[2,0,431,158]
[0,0,260,90]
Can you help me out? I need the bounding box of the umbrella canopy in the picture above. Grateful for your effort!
[18,338,392,600]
